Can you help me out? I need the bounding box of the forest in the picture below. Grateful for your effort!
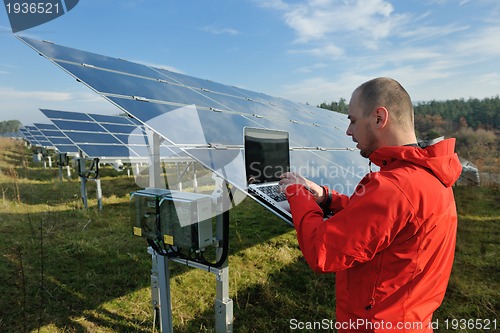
[319,96,499,173]
[0,119,21,134]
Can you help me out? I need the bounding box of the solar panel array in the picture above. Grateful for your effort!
[19,127,36,145]
[24,125,53,148]
[19,37,368,194]
[32,122,79,154]
[40,109,189,162]
[0,132,22,138]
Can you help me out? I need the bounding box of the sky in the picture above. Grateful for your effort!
[1,0,499,125]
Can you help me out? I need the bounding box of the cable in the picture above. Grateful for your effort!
[147,182,234,269]
[198,182,232,269]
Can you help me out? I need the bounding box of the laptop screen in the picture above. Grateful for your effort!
[244,127,290,184]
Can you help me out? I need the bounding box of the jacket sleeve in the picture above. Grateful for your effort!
[323,186,350,213]
[285,174,414,273]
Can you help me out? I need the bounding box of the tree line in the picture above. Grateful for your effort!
[0,120,22,134]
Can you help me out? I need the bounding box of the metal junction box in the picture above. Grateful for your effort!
[130,189,213,251]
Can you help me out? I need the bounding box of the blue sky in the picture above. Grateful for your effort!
[1,0,499,125]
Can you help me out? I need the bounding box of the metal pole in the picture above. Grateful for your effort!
[193,163,198,192]
[149,247,161,331]
[176,163,182,191]
[95,178,103,211]
[214,179,233,332]
[148,130,164,189]
[157,251,173,333]
[146,129,173,333]
[58,165,63,182]
[80,176,88,209]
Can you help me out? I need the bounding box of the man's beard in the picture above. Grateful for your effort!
[359,123,379,158]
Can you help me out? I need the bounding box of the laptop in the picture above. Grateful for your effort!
[244,127,293,225]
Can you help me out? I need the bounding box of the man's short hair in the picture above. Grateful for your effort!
[356,77,414,128]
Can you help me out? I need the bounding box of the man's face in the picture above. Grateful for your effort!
[346,91,380,158]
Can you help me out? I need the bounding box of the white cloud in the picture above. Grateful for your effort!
[399,23,470,44]
[289,43,344,57]
[297,62,329,73]
[257,0,290,10]
[0,86,117,124]
[273,0,408,45]
[279,76,364,104]
[201,25,239,36]
[453,25,500,57]
[425,0,447,5]
[0,87,72,101]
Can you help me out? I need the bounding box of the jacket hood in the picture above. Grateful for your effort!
[369,138,463,187]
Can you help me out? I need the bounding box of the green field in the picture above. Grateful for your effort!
[0,138,498,332]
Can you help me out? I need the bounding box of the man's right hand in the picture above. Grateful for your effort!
[279,172,325,204]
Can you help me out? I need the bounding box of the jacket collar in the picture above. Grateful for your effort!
[368,138,462,187]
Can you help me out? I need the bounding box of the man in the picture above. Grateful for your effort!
[279,77,462,332]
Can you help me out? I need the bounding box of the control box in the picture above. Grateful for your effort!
[56,152,69,167]
[130,189,213,251]
[76,157,99,178]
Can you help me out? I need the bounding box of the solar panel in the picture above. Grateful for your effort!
[24,125,46,147]
[19,127,32,143]
[32,123,79,154]
[0,132,23,138]
[20,37,368,198]
[40,109,189,162]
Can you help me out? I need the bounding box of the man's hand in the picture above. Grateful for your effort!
[279,172,325,204]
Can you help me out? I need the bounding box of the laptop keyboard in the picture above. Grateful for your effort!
[259,185,287,202]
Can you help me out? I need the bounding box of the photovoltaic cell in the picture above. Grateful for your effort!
[20,37,369,201]
[51,119,106,132]
[76,144,136,158]
[19,38,162,80]
[33,123,57,130]
[89,113,140,125]
[41,109,93,121]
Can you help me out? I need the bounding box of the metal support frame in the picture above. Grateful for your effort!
[176,163,182,191]
[146,129,173,333]
[44,155,52,169]
[172,161,200,193]
[146,129,233,332]
[77,154,103,210]
[57,153,71,182]
[213,176,233,332]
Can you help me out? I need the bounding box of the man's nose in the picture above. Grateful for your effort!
[346,125,352,137]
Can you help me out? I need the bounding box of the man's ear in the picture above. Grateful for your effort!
[375,107,389,128]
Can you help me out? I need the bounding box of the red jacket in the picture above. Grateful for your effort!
[286,139,462,332]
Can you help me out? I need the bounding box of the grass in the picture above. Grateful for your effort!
[0,137,498,332]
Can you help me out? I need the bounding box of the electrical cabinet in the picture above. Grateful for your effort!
[131,189,213,251]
